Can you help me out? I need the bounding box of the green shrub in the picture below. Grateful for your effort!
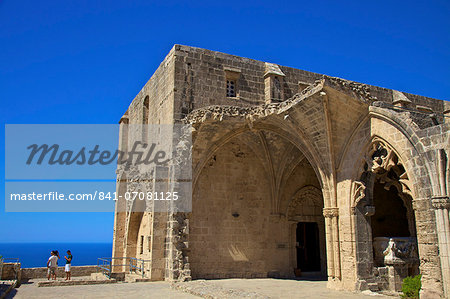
[401,274,422,298]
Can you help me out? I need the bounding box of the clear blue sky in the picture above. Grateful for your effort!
[1,0,449,243]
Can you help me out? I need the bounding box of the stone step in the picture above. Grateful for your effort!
[124,273,151,283]
[134,278,153,282]
[367,282,379,292]
[38,279,117,287]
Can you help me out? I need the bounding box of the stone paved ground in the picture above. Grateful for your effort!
[6,280,199,299]
[180,279,390,298]
[6,278,393,298]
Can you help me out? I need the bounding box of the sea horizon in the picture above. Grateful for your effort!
[0,242,113,268]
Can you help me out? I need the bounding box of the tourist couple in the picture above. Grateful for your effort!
[47,250,73,280]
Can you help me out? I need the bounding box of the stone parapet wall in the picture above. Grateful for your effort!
[1,263,21,280]
[21,265,98,279]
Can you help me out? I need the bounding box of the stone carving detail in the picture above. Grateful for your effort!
[366,139,396,174]
[323,207,339,218]
[183,78,325,124]
[327,76,378,102]
[183,75,379,126]
[288,186,323,219]
[373,237,418,266]
[351,181,366,214]
[351,180,375,216]
[353,181,366,205]
[364,138,412,197]
[432,196,450,210]
[361,137,417,233]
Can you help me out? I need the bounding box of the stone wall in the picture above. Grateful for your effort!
[21,265,98,279]
[125,46,176,126]
[112,44,177,278]
[1,263,21,280]
[170,45,445,121]
[190,137,272,279]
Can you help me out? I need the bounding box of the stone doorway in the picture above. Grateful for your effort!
[288,186,327,278]
[296,222,321,273]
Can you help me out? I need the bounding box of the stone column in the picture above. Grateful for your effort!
[149,166,169,280]
[323,207,341,280]
[112,117,129,272]
[432,196,450,298]
[430,148,450,297]
[112,174,126,268]
[165,212,191,282]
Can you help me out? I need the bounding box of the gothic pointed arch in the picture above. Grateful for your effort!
[352,136,419,290]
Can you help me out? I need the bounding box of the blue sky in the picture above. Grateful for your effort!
[1,0,449,243]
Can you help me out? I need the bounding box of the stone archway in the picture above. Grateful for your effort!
[125,198,145,259]
[352,138,419,291]
[190,125,325,280]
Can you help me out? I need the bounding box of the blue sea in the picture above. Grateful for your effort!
[0,243,112,268]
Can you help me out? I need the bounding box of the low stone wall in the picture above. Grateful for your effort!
[21,265,98,279]
[1,263,21,280]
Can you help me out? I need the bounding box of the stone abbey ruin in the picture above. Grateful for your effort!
[112,45,450,297]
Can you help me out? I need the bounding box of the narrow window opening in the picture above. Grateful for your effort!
[142,96,149,143]
[272,76,282,100]
[140,235,144,254]
[227,80,236,97]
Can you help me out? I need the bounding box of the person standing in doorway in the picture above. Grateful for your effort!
[64,250,73,280]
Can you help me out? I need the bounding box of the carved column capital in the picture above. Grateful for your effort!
[431,196,450,210]
[323,207,339,218]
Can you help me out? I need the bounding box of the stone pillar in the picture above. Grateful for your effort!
[111,212,127,271]
[149,210,168,280]
[432,196,450,298]
[149,166,169,280]
[165,212,191,282]
[112,117,129,272]
[323,207,341,280]
[324,216,335,277]
[332,215,341,280]
[429,148,450,297]
[386,264,408,292]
